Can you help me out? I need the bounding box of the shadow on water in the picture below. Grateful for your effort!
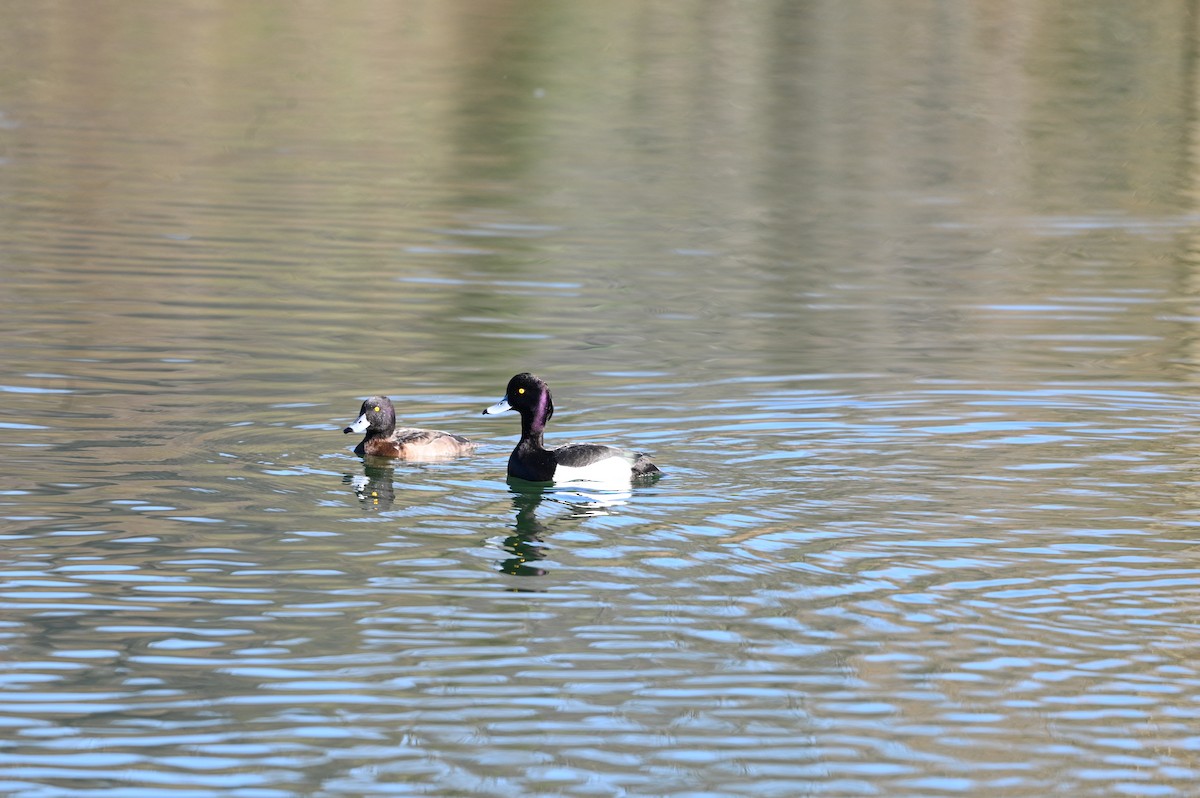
[498,477,634,577]
[341,457,398,511]
[501,486,550,577]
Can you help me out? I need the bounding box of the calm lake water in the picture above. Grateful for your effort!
[2,2,1200,796]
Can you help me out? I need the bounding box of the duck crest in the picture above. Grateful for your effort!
[532,388,553,432]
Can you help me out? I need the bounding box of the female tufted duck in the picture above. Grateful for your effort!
[344,395,477,460]
[482,373,661,483]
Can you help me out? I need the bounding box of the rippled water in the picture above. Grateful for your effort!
[2,3,1200,796]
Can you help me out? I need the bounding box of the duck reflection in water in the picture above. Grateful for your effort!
[498,478,632,577]
[342,457,397,511]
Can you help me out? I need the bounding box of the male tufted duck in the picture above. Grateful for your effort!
[482,373,661,483]
[344,395,477,460]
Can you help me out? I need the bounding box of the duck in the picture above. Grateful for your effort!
[343,395,477,460]
[482,372,661,483]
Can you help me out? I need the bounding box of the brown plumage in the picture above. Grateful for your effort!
[343,395,477,460]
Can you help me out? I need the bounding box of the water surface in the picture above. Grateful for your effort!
[2,3,1200,796]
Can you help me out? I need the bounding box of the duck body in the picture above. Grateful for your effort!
[344,395,477,460]
[483,373,660,484]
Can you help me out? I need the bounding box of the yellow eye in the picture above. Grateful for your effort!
[517,388,525,395]
[373,406,380,412]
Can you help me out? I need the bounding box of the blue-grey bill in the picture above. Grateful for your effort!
[343,414,369,434]
[483,397,512,416]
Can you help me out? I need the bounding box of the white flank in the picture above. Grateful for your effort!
[554,455,634,486]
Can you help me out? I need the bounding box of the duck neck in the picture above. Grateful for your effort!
[520,391,552,450]
[520,411,546,450]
